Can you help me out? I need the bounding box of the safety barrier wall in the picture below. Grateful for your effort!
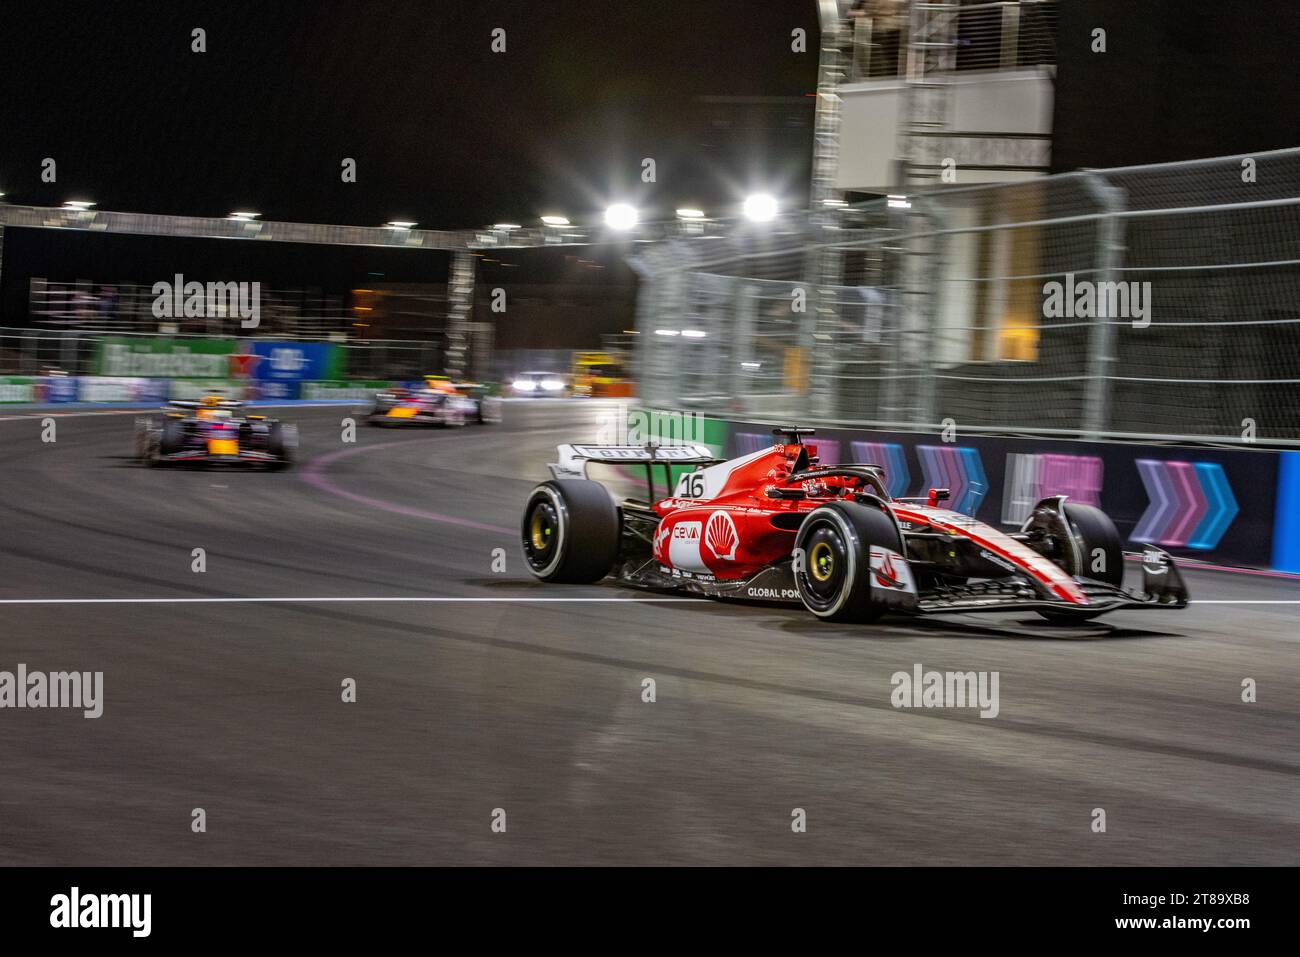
[0,328,440,384]
[0,375,394,404]
[717,417,1288,570]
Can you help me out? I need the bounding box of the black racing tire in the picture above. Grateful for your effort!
[1037,502,1123,623]
[794,501,904,623]
[266,421,293,470]
[521,480,620,583]
[154,419,186,464]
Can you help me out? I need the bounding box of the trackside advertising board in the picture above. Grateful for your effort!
[247,341,344,385]
[96,337,237,377]
[77,377,171,403]
[253,379,301,400]
[0,377,38,403]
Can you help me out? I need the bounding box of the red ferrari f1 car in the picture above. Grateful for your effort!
[521,428,1188,623]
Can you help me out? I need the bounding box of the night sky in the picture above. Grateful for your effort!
[4,1,1299,227]
[3,1,1299,330]
[0,0,818,229]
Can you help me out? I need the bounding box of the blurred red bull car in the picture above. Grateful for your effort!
[135,394,296,469]
[367,377,501,427]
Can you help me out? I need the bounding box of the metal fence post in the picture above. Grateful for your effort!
[912,199,944,425]
[731,280,757,417]
[1081,174,1127,440]
[61,329,75,372]
[445,248,476,378]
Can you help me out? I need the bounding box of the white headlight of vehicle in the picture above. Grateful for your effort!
[540,378,565,391]
[513,379,537,392]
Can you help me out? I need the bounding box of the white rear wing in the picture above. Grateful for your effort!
[549,443,719,481]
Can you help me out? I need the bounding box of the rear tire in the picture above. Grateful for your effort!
[1037,502,1123,623]
[794,502,903,623]
[522,480,620,583]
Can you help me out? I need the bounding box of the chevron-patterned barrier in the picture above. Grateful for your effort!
[1132,459,1238,550]
[916,445,989,516]
[1001,452,1104,525]
[848,441,910,497]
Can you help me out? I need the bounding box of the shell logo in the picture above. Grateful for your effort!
[653,523,671,560]
[873,549,902,588]
[705,510,740,561]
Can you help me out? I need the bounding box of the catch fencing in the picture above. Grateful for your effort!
[631,147,1300,444]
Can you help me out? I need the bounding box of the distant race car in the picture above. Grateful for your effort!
[509,371,569,397]
[520,428,1189,624]
[135,395,296,469]
[367,377,501,426]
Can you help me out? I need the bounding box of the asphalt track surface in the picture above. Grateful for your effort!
[0,401,1297,866]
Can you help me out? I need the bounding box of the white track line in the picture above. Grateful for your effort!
[0,596,709,605]
[0,597,1294,607]
[1186,600,1300,604]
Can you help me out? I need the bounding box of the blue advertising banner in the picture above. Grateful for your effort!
[253,379,302,401]
[43,376,82,403]
[246,342,341,383]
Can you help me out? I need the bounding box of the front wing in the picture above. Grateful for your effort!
[915,544,1188,615]
[156,447,285,465]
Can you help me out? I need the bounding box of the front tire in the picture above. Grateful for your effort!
[150,419,185,467]
[521,480,620,583]
[794,502,903,623]
[1037,502,1123,623]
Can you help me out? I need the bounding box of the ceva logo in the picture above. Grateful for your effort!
[705,510,739,561]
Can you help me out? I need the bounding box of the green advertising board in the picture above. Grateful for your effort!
[0,376,38,403]
[96,337,237,378]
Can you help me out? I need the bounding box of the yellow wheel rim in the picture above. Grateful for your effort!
[529,511,552,550]
[810,541,835,582]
